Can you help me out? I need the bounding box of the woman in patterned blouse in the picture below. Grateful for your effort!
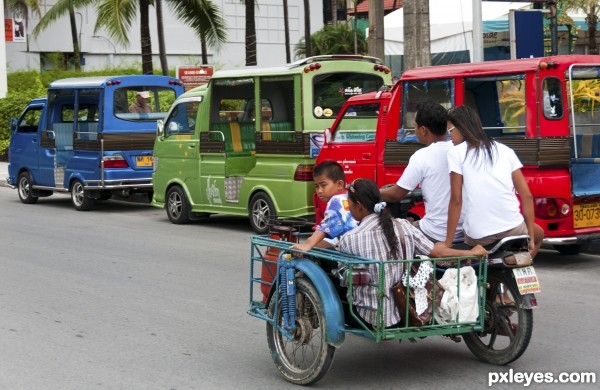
[340,178,486,327]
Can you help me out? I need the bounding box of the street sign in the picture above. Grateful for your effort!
[176,65,214,91]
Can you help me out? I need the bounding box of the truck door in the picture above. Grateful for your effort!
[9,103,49,184]
[154,97,200,200]
[323,102,380,183]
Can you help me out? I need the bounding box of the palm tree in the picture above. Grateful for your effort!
[241,0,257,66]
[331,0,338,26]
[155,0,168,75]
[563,0,600,54]
[295,22,367,59]
[170,0,227,65]
[283,0,291,63]
[30,0,92,71]
[6,0,41,21]
[303,0,312,57]
[350,0,365,54]
[96,0,227,74]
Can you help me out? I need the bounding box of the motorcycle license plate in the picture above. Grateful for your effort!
[135,155,153,167]
[573,202,600,229]
[512,266,541,294]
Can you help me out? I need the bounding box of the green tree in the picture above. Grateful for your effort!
[563,0,600,54]
[170,0,227,65]
[96,0,227,74]
[31,0,93,71]
[294,22,367,59]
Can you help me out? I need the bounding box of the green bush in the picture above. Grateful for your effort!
[0,67,151,161]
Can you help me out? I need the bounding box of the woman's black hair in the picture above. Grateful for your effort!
[447,105,496,164]
[348,178,400,259]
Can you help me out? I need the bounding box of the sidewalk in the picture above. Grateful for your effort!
[0,161,9,187]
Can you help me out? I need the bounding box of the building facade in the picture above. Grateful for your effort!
[3,0,325,72]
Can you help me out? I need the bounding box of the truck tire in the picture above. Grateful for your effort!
[166,186,191,224]
[71,180,95,211]
[249,192,276,234]
[17,172,38,204]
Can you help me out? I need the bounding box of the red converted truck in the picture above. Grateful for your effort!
[316,55,600,255]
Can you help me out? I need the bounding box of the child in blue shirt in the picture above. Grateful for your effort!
[291,160,357,252]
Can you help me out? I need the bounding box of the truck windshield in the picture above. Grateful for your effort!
[313,73,384,119]
[331,103,379,143]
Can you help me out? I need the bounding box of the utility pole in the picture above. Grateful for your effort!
[368,0,385,60]
[403,0,430,71]
[472,0,483,62]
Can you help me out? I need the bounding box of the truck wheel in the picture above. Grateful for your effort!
[71,180,95,211]
[249,192,275,234]
[17,172,38,204]
[266,277,335,385]
[166,186,190,224]
[463,270,533,365]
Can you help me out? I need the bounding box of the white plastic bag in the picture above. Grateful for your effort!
[435,266,479,324]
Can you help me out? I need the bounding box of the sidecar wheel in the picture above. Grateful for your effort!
[463,270,533,365]
[266,277,335,385]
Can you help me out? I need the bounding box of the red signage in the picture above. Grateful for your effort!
[176,65,214,91]
[5,19,14,42]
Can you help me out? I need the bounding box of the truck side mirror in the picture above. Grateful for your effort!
[10,117,18,132]
[156,119,164,139]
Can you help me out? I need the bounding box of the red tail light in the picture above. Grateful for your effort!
[103,155,129,169]
[294,164,314,181]
[534,198,571,219]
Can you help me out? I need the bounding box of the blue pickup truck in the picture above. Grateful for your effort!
[7,75,184,210]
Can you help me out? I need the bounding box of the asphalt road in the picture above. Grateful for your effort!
[0,187,599,389]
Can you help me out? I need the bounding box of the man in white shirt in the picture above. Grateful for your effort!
[380,101,464,243]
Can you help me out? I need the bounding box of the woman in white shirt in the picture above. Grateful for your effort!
[443,105,543,257]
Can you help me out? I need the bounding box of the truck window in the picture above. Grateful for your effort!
[165,100,199,137]
[465,74,526,137]
[218,99,250,122]
[18,106,43,133]
[400,79,452,141]
[114,87,178,121]
[543,77,563,120]
[313,73,383,119]
[567,73,600,135]
[331,103,379,143]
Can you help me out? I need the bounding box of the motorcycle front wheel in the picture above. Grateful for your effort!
[266,277,335,385]
[463,269,533,365]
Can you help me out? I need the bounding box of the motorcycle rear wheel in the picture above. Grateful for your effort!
[463,270,533,365]
[266,277,335,385]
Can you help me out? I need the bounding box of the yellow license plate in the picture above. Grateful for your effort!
[573,202,600,229]
[135,155,153,167]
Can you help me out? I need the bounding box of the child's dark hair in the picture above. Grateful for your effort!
[446,105,496,163]
[415,101,447,136]
[348,178,400,259]
[313,160,346,183]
